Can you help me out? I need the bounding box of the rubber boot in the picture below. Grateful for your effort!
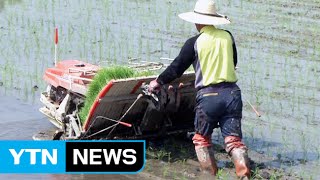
[231,148,250,179]
[225,136,251,179]
[193,134,218,176]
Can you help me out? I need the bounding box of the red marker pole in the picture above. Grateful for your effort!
[54,27,58,66]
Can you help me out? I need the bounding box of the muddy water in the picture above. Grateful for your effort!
[0,0,319,179]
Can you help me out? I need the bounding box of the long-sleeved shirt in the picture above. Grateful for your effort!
[157,26,238,90]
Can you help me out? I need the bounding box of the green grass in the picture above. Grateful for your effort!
[78,66,155,123]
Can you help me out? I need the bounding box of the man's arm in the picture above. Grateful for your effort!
[224,30,237,67]
[157,35,199,85]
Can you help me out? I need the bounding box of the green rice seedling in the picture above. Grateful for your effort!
[176,159,187,171]
[138,28,143,56]
[316,146,320,161]
[166,4,172,30]
[0,67,5,86]
[155,150,170,161]
[79,66,133,122]
[308,174,314,180]
[172,169,179,180]
[216,168,230,179]
[251,167,263,179]
[8,65,14,89]
[78,66,155,123]
[31,85,36,104]
[298,171,308,180]
[146,39,151,61]
[246,124,254,144]
[111,42,117,63]
[23,81,28,101]
[98,29,103,60]
[299,132,309,161]
[178,145,188,158]
[162,165,170,178]
[145,160,152,172]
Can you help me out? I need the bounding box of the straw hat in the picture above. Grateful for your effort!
[179,0,230,25]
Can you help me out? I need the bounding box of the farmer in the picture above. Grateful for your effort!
[148,0,250,178]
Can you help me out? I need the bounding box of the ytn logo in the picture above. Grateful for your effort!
[0,140,145,174]
[9,149,57,165]
[0,141,65,173]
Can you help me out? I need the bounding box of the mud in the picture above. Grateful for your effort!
[0,0,319,179]
[145,137,303,179]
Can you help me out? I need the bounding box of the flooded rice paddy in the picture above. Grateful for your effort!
[0,0,319,179]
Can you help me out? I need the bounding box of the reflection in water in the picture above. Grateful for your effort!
[0,0,22,12]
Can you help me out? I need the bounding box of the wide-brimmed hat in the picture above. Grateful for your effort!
[179,0,230,25]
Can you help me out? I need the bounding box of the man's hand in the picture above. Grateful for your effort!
[148,79,161,93]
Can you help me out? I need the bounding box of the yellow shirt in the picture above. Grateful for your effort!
[196,26,237,87]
